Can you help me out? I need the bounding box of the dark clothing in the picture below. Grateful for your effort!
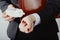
[0,0,60,40]
[14,29,59,40]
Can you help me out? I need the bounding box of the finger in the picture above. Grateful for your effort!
[21,17,33,33]
[3,15,9,18]
[24,23,34,33]
[21,19,31,33]
[5,17,14,21]
[9,17,15,21]
[2,13,9,18]
[26,28,33,33]
[19,23,25,32]
[19,22,30,33]
[24,27,31,33]
[28,23,34,33]
[8,4,14,8]
[5,17,10,21]
[21,18,31,27]
[22,20,27,27]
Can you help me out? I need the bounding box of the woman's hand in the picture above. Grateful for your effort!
[2,4,15,21]
[19,14,36,33]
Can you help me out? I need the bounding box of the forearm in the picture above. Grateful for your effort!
[31,0,60,26]
[37,0,60,24]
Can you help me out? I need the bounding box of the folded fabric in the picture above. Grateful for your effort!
[5,7,25,17]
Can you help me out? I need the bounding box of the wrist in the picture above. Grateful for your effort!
[30,13,40,26]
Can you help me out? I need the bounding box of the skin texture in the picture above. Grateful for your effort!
[19,14,36,33]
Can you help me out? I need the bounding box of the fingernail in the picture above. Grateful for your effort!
[27,28,30,32]
[22,20,26,23]
[22,21,27,26]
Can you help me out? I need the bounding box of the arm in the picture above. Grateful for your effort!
[19,0,60,33]
[37,0,60,24]
[26,0,60,27]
